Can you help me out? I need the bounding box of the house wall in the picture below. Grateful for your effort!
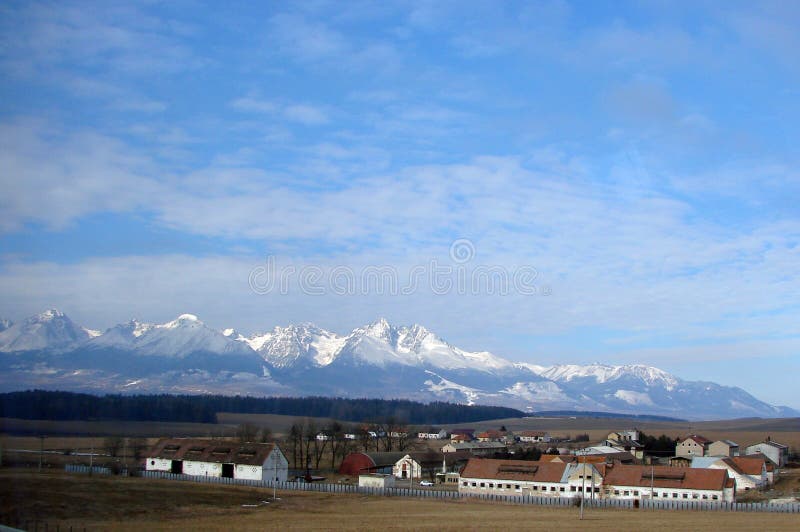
[603,484,730,502]
[458,476,567,497]
[676,440,706,458]
[146,457,172,472]
[359,475,395,488]
[259,449,289,482]
[745,444,787,467]
[183,460,222,477]
[708,442,738,457]
[393,457,422,479]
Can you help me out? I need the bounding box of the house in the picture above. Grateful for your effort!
[442,441,508,457]
[675,435,711,458]
[359,473,395,488]
[691,455,771,491]
[517,431,551,443]
[604,430,645,460]
[146,438,288,482]
[607,429,640,442]
[315,432,331,441]
[476,430,505,442]
[602,463,734,502]
[449,428,476,442]
[417,428,448,440]
[745,439,789,467]
[338,452,407,476]
[708,440,739,457]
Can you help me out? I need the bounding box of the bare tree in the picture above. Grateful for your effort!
[105,435,124,457]
[258,426,273,443]
[237,422,258,442]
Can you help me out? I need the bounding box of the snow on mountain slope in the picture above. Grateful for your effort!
[532,363,679,391]
[244,324,345,368]
[87,313,255,358]
[0,309,92,352]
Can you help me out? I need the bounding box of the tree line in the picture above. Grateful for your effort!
[0,390,524,425]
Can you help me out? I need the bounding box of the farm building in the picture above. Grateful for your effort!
[441,441,507,456]
[146,438,288,482]
[602,463,734,502]
[338,452,406,476]
[691,455,773,491]
[745,439,789,467]
[392,450,471,481]
[358,474,395,488]
[516,431,550,443]
[458,458,735,502]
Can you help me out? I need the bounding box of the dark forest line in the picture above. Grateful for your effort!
[0,390,525,425]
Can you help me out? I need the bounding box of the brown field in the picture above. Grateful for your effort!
[1,470,798,531]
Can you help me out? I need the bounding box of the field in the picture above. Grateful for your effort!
[1,470,797,531]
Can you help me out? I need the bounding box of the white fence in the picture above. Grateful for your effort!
[128,470,800,513]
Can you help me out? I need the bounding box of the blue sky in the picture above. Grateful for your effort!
[1,1,799,408]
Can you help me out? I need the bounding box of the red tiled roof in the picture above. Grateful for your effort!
[682,434,711,445]
[729,456,767,476]
[604,464,727,491]
[461,458,567,483]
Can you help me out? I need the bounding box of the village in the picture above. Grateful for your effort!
[139,425,795,507]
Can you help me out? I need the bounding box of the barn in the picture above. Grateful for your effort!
[338,452,406,476]
[146,438,288,482]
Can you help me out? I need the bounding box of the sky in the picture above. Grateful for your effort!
[1,1,799,408]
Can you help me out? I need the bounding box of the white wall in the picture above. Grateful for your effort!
[183,460,222,477]
[257,448,289,482]
[146,457,172,472]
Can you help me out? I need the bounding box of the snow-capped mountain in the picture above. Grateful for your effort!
[88,314,255,358]
[0,310,796,420]
[0,309,97,353]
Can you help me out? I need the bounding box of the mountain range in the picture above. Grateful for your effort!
[0,309,795,420]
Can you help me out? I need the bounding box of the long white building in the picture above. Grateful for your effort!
[146,438,288,482]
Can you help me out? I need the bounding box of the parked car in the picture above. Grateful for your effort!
[419,480,434,486]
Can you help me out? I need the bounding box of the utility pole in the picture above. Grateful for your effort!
[38,435,44,473]
[579,454,585,520]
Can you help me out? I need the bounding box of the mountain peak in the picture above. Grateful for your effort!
[163,314,202,328]
[36,308,65,321]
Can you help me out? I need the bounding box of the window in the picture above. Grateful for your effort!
[692,494,698,499]
[471,482,476,487]
[702,495,708,500]
[682,493,688,499]
[624,491,630,496]
[462,482,467,487]
[570,486,576,492]
[672,493,678,498]
[480,482,485,488]
[488,483,494,488]
[550,487,556,492]
[634,491,639,496]
[515,485,520,490]
[712,495,718,500]
[559,487,565,492]
[653,493,658,498]
[614,490,619,495]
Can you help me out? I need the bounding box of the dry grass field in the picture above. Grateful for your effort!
[1,470,798,531]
